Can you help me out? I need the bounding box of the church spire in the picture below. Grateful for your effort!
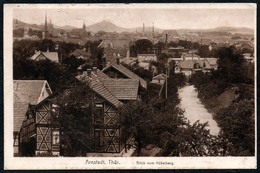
[82,21,86,30]
[44,12,48,31]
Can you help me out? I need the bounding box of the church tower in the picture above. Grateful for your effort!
[42,13,49,39]
[82,22,86,31]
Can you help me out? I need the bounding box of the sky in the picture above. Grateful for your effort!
[12,4,256,30]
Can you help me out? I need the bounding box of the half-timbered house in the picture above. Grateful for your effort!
[19,70,140,156]
[18,80,78,156]
[13,80,52,156]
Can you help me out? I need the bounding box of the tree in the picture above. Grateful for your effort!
[216,46,245,83]
[131,39,153,55]
[84,40,104,69]
[62,55,86,74]
[154,41,166,55]
[13,58,74,92]
[215,99,254,156]
[119,98,185,156]
[198,45,210,57]
[54,82,95,156]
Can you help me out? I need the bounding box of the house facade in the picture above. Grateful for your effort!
[13,80,52,156]
[175,59,214,77]
[31,51,59,63]
[18,70,141,156]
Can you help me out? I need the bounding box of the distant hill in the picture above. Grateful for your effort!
[213,26,254,34]
[85,20,132,33]
[53,24,77,30]
[13,19,42,30]
[13,19,76,31]
[13,19,254,35]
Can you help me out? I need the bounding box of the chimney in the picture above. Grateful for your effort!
[77,66,83,75]
[87,69,92,78]
[116,58,120,65]
[93,67,97,75]
[165,34,168,48]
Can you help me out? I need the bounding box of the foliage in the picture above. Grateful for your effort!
[154,41,166,55]
[119,98,185,156]
[13,28,25,37]
[130,39,153,56]
[157,53,168,64]
[13,39,81,61]
[62,55,86,74]
[56,82,95,156]
[189,46,255,156]
[84,40,104,69]
[121,63,153,82]
[198,45,211,57]
[215,46,246,83]
[215,99,255,156]
[28,28,43,38]
[13,58,74,92]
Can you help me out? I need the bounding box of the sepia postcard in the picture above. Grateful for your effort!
[4,3,257,170]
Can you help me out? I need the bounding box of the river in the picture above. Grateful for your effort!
[178,85,220,136]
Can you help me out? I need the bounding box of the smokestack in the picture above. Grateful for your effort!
[152,22,154,44]
[165,34,168,48]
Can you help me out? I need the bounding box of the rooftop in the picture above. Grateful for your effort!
[101,79,139,100]
[102,62,147,88]
[13,80,52,132]
[31,51,59,62]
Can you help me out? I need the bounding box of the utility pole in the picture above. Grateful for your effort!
[165,65,168,99]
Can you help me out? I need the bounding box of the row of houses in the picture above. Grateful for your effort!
[14,60,148,156]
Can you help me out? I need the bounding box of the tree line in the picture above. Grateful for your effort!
[189,46,255,156]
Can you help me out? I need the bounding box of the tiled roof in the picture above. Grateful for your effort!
[76,74,123,107]
[120,57,137,66]
[177,60,194,69]
[101,79,139,100]
[102,63,147,88]
[31,51,59,62]
[98,39,130,49]
[138,62,150,70]
[194,59,211,69]
[153,74,167,80]
[182,53,200,58]
[177,59,212,69]
[13,80,51,132]
[13,102,30,132]
[80,69,110,81]
[70,49,91,59]
[206,58,218,66]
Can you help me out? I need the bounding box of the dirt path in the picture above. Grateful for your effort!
[178,85,220,136]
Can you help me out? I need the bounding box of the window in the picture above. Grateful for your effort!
[95,130,104,147]
[95,104,103,126]
[52,131,60,145]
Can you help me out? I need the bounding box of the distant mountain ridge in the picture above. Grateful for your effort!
[13,19,254,34]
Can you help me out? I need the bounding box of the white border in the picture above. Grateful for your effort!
[4,3,257,170]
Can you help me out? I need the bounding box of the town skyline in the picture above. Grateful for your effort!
[13,4,256,30]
